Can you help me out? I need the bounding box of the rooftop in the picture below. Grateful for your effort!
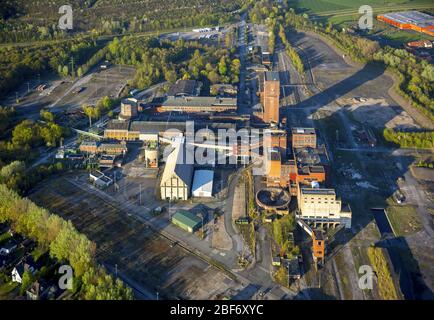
[265,71,280,82]
[167,80,201,97]
[300,188,336,196]
[106,120,129,131]
[294,146,329,167]
[192,170,214,196]
[172,210,202,228]
[379,11,434,28]
[292,127,316,135]
[160,142,194,187]
[160,96,237,108]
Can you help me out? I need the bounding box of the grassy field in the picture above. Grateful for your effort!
[293,0,434,44]
[293,0,434,16]
[386,201,422,236]
[367,246,400,300]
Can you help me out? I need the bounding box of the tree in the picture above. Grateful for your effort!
[12,120,39,148]
[20,271,34,295]
[164,69,177,83]
[77,67,83,78]
[40,109,54,123]
[207,70,220,84]
[82,105,100,128]
[0,160,26,189]
[218,57,227,76]
[40,123,63,147]
[97,96,115,112]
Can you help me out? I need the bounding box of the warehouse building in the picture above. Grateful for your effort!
[79,140,128,155]
[377,11,434,36]
[160,141,194,200]
[259,71,280,124]
[167,80,202,97]
[192,170,214,197]
[171,210,202,233]
[154,96,237,114]
[104,120,236,142]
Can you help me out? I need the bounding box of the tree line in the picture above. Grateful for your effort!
[0,0,242,44]
[0,184,133,299]
[278,24,304,75]
[383,129,433,150]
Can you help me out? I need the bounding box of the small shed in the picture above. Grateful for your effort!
[171,210,202,233]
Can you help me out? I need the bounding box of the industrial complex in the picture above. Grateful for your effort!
[377,11,434,36]
[3,1,433,303]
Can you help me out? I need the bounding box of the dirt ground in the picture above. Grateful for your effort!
[342,97,419,129]
[212,215,233,251]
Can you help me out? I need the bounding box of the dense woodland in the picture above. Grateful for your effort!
[0,0,242,43]
[0,38,104,98]
[0,184,133,299]
[105,36,241,90]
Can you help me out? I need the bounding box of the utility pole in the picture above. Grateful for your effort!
[115,264,118,278]
[27,82,30,93]
[139,183,142,206]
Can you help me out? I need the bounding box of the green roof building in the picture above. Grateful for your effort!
[171,210,202,233]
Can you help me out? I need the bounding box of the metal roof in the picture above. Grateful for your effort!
[167,80,200,97]
[172,210,202,228]
[192,170,214,196]
[380,11,434,27]
[300,188,336,196]
[161,96,237,108]
[160,142,194,187]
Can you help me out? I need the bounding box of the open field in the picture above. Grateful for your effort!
[29,174,242,300]
[294,0,433,17]
[386,203,422,236]
[292,0,434,45]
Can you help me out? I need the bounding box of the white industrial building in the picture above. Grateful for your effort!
[192,170,214,198]
[160,140,194,200]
